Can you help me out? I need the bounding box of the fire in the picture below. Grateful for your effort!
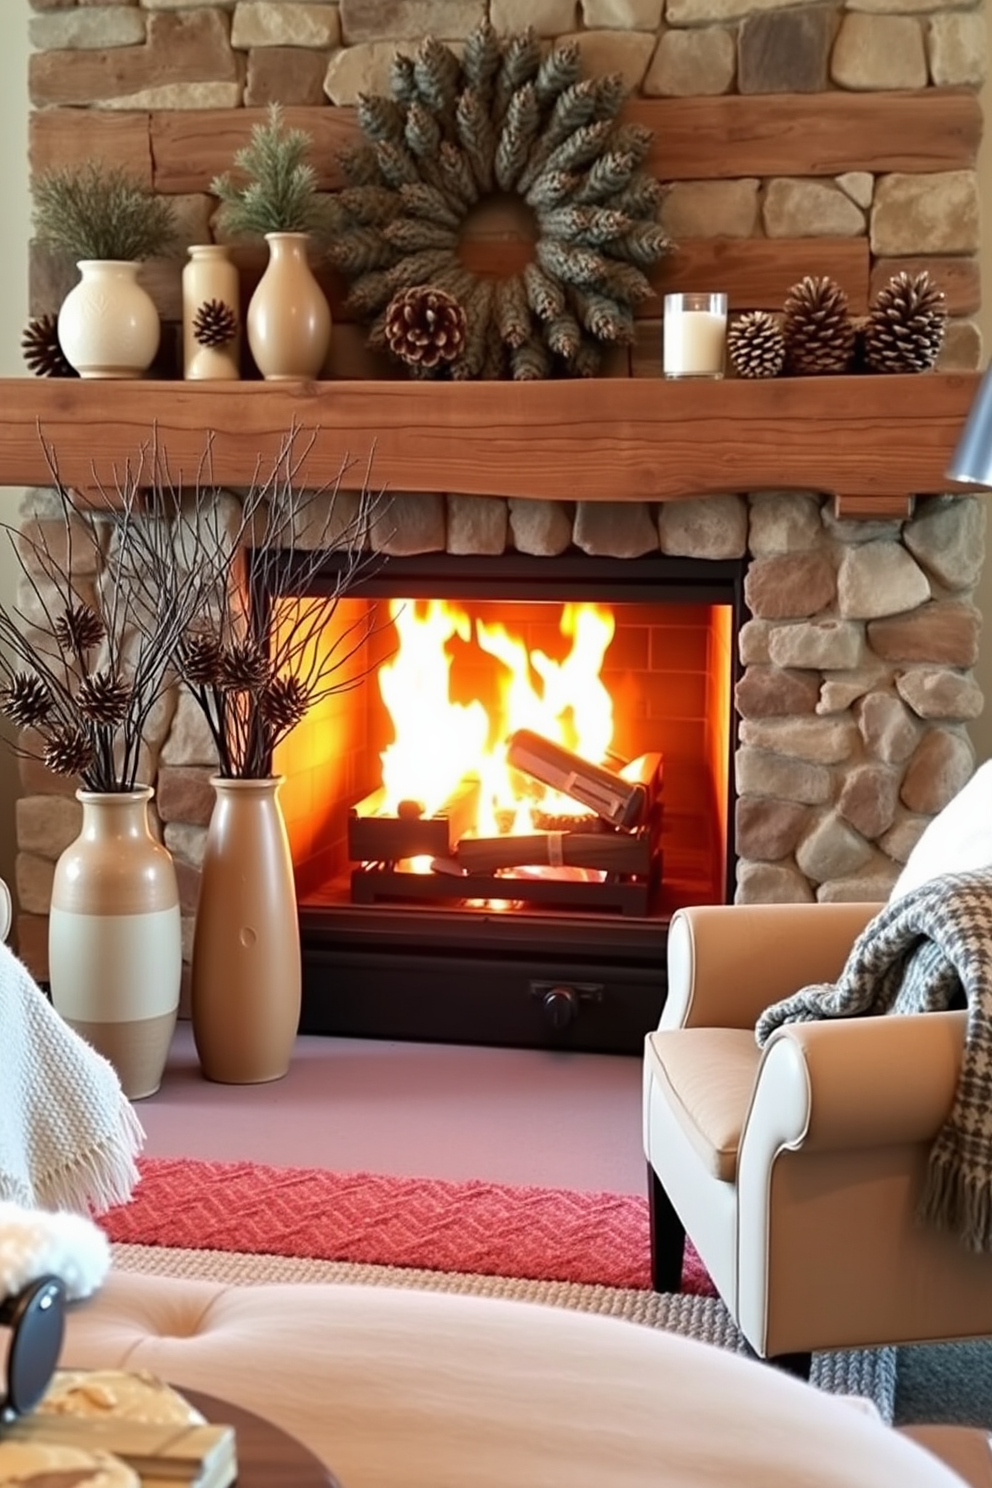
[376,598,616,834]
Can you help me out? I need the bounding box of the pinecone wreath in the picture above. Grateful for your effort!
[21,313,77,378]
[726,311,785,379]
[193,298,239,347]
[329,23,673,380]
[782,275,856,375]
[384,284,467,373]
[862,270,946,374]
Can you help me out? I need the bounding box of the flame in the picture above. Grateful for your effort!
[374,598,616,834]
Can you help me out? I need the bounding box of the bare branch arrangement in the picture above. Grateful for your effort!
[172,431,391,779]
[0,442,212,792]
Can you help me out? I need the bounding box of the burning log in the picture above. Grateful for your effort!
[348,777,481,861]
[456,830,651,876]
[506,729,650,831]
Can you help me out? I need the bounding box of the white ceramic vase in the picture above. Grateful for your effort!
[48,787,181,1099]
[247,232,331,381]
[182,243,242,380]
[57,260,161,379]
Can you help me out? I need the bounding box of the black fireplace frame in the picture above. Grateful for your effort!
[264,546,748,1055]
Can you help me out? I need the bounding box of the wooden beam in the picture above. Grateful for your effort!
[133,89,980,196]
[29,110,153,184]
[631,89,981,181]
[0,374,980,513]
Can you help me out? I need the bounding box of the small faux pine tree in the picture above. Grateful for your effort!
[210,103,332,243]
[32,163,178,262]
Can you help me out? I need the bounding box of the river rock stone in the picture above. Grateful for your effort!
[745,551,836,619]
[837,539,931,620]
[868,601,981,667]
[735,860,816,905]
[899,729,974,813]
[735,665,820,718]
[736,795,809,859]
[895,667,984,721]
[837,764,900,838]
[856,689,920,763]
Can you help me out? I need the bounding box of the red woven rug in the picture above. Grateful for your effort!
[100,1157,715,1295]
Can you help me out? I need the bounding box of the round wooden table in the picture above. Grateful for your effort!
[182,1388,340,1488]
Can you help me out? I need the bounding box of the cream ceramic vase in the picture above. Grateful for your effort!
[191,776,301,1084]
[182,243,242,380]
[48,787,181,1100]
[57,260,160,379]
[246,232,331,381]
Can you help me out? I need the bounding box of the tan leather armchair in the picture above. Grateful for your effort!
[643,901,992,1373]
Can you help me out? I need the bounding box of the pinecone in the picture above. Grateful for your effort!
[180,633,225,686]
[218,640,270,691]
[782,275,856,375]
[76,670,131,726]
[260,675,310,732]
[726,311,786,379]
[53,603,106,656]
[0,673,53,727]
[43,725,95,778]
[863,270,947,374]
[21,313,77,378]
[193,298,239,348]
[384,285,467,370]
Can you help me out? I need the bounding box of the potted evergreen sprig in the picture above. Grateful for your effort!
[211,104,333,379]
[32,163,178,378]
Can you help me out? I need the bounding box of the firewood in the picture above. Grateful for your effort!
[456,830,650,875]
[505,729,648,830]
[348,777,480,861]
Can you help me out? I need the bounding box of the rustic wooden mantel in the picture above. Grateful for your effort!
[0,373,981,518]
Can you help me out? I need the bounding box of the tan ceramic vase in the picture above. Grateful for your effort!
[191,776,301,1084]
[182,243,242,380]
[246,231,331,380]
[57,260,161,379]
[48,787,181,1100]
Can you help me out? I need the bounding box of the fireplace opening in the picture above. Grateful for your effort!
[270,551,746,1053]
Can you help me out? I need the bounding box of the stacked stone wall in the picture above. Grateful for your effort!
[14,0,991,972]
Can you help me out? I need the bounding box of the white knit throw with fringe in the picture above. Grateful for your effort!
[1,939,145,1214]
[756,868,992,1253]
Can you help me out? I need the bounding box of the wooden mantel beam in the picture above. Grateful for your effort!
[0,374,981,511]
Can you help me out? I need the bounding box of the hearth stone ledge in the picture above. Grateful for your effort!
[12,485,986,982]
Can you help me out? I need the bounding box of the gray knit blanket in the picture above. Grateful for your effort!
[755,868,992,1252]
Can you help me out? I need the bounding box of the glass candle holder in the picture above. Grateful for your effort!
[663,292,728,379]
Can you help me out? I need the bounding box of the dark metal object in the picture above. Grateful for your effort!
[0,1275,66,1421]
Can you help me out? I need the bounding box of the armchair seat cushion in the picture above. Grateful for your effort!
[646,1028,760,1181]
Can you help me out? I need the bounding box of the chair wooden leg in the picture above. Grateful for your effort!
[647,1163,686,1293]
[767,1351,813,1380]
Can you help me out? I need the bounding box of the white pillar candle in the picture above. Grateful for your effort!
[663,292,728,378]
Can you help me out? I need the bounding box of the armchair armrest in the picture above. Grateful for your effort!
[663,901,882,1031]
[746,1009,967,1156]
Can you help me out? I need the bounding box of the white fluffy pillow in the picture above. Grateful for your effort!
[0,1201,110,1302]
[890,759,992,902]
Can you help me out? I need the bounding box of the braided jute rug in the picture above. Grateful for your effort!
[110,1242,898,1423]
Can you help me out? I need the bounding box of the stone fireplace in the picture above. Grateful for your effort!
[8,0,988,1045]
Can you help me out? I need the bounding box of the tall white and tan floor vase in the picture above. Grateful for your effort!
[191,776,301,1084]
[57,260,161,379]
[246,231,331,380]
[48,787,181,1100]
[182,243,242,380]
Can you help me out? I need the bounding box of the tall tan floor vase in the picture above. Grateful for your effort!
[191,776,301,1084]
[48,788,181,1100]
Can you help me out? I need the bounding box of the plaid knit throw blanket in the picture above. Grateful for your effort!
[755,868,992,1252]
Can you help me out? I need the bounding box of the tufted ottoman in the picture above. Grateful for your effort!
[60,1269,972,1488]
